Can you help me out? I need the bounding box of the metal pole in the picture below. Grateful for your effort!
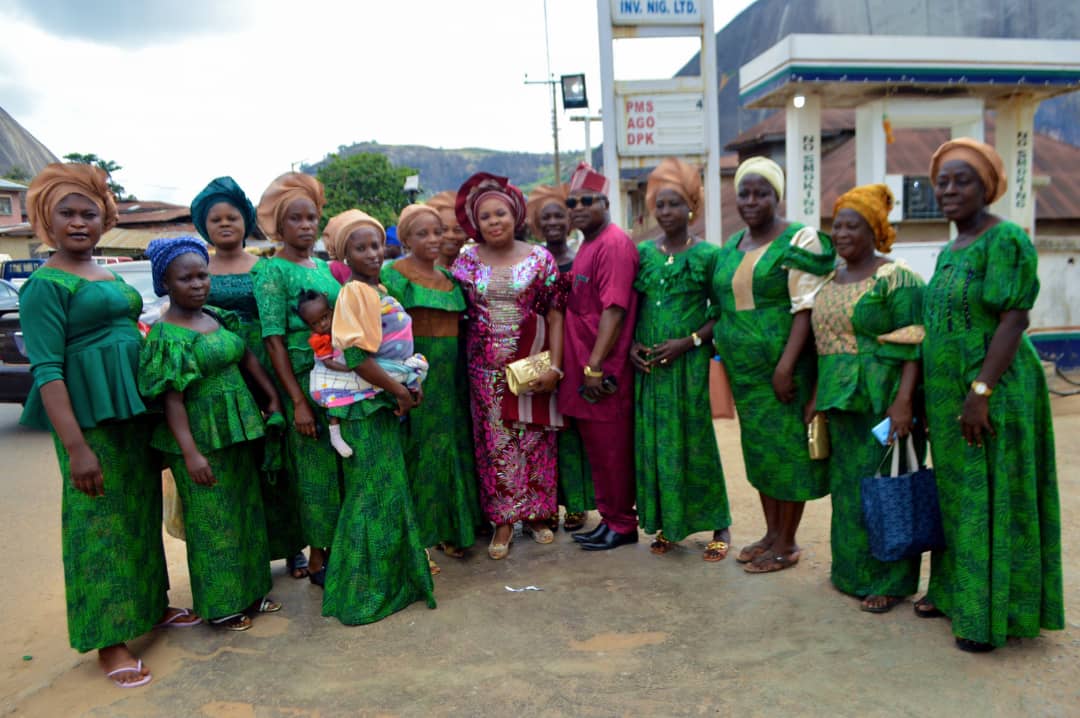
[596,0,622,228]
[701,0,723,245]
[584,120,591,165]
[551,80,561,184]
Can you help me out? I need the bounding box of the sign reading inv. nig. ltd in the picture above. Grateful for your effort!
[612,0,702,25]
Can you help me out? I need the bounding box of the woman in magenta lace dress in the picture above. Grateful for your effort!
[451,173,565,560]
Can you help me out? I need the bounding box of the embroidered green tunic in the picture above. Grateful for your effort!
[207,260,303,561]
[254,256,344,548]
[710,223,833,501]
[19,267,168,652]
[812,262,925,598]
[381,261,480,548]
[633,241,731,541]
[139,316,272,620]
[922,221,1063,646]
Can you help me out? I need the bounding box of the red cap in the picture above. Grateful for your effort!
[568,162,609,195]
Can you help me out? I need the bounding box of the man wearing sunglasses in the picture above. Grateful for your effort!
[558,162,641,551]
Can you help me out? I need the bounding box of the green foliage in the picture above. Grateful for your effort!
[62,152,135,201]
[2,165,31,183]
[316,152,418,229]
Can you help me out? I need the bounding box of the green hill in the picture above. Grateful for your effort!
[303,141,590,196]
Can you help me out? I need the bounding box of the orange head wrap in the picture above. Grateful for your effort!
[645,157,703,215]
[321,209,384,262]
[833,184,897,253]
[526,184,570,237]
[396,204,442,248]
[929,138,1007,204]
[256,172,326,242]
[425,190,456,214]
[26,163,118,248]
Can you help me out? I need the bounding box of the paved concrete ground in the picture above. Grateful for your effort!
[1,392,1077,717]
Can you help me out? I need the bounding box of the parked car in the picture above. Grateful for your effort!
[1,259,45,288]
[93,256,134,265]
[0,262,168,405]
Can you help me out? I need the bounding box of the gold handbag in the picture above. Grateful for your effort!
[505,351,551,396]
[807,413,830,460]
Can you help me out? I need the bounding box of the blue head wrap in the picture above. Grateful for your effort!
[190,176,257,244]
[146,236,209,297]
[385,226,400,247]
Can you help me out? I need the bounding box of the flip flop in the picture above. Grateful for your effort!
[251,597,282,614]
[703,540,729,562]
[105,659,152,689]
[860,595,904,613]
[154,607,202,628]
[210,613,252,631]
[735,543,770,564]
[743,549,801,574]
[913,597,945,618]
[650,533,676,555]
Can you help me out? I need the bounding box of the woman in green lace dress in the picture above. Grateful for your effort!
[917,139,1063,652]
[139,237,283,630]
[629,158,731,561]
[253,172,344,585]
[20,164,197,688]
[525,184,594,532]
[811,184,925,613]
[710,157,833,574]
[321,210,436,624]
[192,176,306,579]
[382,204,479,565]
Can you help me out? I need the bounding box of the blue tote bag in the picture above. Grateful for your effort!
[860,436,945,562]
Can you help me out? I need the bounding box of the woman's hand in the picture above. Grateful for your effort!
[265,396,283,418]
[629,342,652,373]
[292,401,317,438]
[885,397,914,443]
[960,392,993,447]
[771,361,796,403]
[411,385,424,408]
[581,372,604,403]
[392,384,418,417]
[184,451,216,486]
[527,368,561,395]
[649,337,694,367]
[322,358,350,372]
[803,401,819,427]
[69,442,104,497]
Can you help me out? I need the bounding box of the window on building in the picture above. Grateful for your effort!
[903,177,943,220]
[0,196,12,216]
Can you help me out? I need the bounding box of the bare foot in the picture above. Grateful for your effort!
[99,644,150,687]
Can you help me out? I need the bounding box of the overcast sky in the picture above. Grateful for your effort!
[0,0,754,204]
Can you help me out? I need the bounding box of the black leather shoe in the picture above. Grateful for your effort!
[572,523,609,543]
[580,529,639,551]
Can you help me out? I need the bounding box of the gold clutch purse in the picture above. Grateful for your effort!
[807,413,830,460]
[505,351,551,396]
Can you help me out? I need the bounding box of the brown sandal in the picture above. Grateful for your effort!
[438,542,466,559]
[426,549,441,575]
[743,549,801,573]
[563,512,587,532]
[649,533,676,555]
[703,540,729,562]
[735,542,770,564]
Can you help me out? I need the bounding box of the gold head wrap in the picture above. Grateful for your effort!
[397,204,442,248]
[26,163,118,248]
[526,184,570,236]
[256,172,326,242]
[734,156,785,200]
[929,137,1007,204]
[833,184,897,253]
[322,209,384,262]
[425,190,456,214]
[645,157,703,214]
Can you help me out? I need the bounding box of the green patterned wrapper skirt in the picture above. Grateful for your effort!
[557,421,594,515]
[323,410,436,625]
[168,442,272,620]
[403,336,479,548]
[284,370,343,549]
[55,421,168,652]
[259,451,305,561]
[730,352,828,502]
[826,410,921,598]
[634,348,731,541]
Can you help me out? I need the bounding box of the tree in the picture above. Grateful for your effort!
[1,166,31,183]
[62,152,135,201]
[316,152,417,229]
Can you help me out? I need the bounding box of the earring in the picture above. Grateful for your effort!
[688,211,694,221]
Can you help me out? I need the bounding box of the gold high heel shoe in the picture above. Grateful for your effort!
[488,528,513,560]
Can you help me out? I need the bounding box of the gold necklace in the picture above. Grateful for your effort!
[659,235,693,264]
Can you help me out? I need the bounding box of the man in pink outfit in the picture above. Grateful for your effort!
[558,163,640,550]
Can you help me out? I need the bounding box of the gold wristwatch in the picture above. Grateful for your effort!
[691,332,702,347]
[970,380,993,397]
[583,365,604,378]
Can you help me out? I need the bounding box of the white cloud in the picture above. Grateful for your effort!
[1,0,753,204]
